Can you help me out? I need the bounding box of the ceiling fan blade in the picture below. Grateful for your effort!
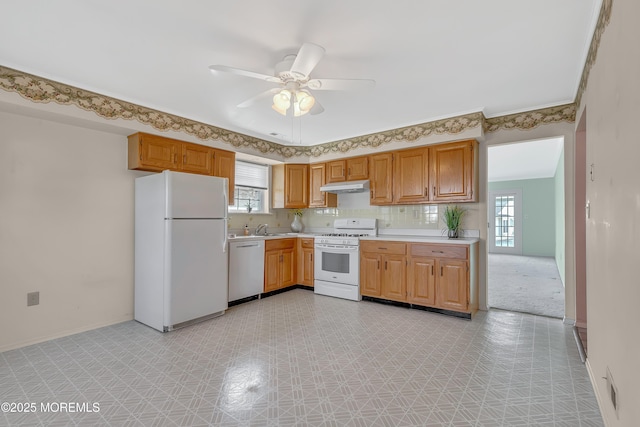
[209,65,280,83]
[310,100,324,115]
[237,88,280,108]
[290,43,325,80]
[307,78,376,91]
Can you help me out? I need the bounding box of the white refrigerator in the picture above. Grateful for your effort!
[134,170,229,332]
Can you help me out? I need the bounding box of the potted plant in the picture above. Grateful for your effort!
[290,209,304,232]
[442,205,465,239]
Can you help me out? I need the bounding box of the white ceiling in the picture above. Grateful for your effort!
[488,137,564,182]
[0,1,600,147]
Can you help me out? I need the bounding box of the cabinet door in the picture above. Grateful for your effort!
[309,163,337,208]
[360,252,381,296]
[394,147,429,204]
[138,134,181,170]
[285,164,309,208]
[181,144,213,175]
[281,248,296,288]
[407,257,436,306]
[369,153,393,205]
[302,248,314,286]
[430,140,475,202]
[436,259,469,312]
[213,149,236,205]
[381,255,407,301]
[326,160,346,183]
[264,250,281,292]
[347,157,369,180]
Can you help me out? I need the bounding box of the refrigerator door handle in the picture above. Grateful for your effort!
[223,218,228,253]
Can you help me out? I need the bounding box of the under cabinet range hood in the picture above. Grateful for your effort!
[320,180,369,194]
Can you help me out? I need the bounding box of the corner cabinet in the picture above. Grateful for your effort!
[127,132,235,205]
[264,239,296,292]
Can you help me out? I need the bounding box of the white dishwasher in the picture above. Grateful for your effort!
[229,240,265,303]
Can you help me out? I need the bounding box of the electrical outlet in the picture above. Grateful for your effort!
[606,367,619,418]
[27,291,39,306]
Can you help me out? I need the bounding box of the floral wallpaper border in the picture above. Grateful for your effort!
[1,57,592,158]
[575,0,613,108]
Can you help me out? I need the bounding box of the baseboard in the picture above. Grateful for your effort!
[585,359,611,427]
[0,315,134,353]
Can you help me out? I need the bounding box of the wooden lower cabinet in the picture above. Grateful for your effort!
[264,239,296,292]
[407,257,436,306]
[435,259,469,312]
[361,240,477,316]
[297,238,314,287]
[360,241,406,301]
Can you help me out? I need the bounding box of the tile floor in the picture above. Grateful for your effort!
[0,289,603,426]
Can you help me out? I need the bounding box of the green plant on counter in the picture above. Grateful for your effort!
[442,205,465,238]
[291,208,304,217]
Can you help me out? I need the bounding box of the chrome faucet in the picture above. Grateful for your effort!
[255,224,268,236]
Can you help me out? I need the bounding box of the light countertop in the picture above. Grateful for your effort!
[360,235,479,245]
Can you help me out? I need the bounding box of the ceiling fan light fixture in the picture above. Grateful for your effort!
[296,90,315,112]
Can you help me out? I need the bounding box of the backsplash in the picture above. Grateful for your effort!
[229,190,481,235]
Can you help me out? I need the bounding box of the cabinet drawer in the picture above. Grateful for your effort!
[360,241,406,255]
[265,238,296,251]
[410,244,468,260]
[300,238,314,249]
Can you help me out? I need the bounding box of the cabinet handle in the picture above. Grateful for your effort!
[440,266,443,276]
[174,153,177,163]
[433,186,435,196]
[348,167,351,176]
[377,260,380,269]
[280,255,283,262]
[432,250,444,254]
[183,154,186,163]
[311,253,313,262]
[385,261,388,270]
[139,142,142,160]
[378,247,387,250]
[371,189,374,199]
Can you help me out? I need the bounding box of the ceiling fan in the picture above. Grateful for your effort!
[209,43,375,117]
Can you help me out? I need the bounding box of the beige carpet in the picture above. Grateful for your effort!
[488,254,565,318]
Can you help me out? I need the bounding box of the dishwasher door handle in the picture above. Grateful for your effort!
[236,244,260,248]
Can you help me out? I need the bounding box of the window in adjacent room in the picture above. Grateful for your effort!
[230,160,269,213]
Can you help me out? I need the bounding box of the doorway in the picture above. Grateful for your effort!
[487,138,565,318]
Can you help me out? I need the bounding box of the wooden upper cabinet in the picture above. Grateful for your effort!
[326,160,347,183]
[326,156,368,183]
[181,143,213,175]
[309,163,337,208]
[393,147,430,204]
[430,140,476,202]
[128,133,237,205]
[128,133,180,171]
[346,157,368,180]
[369,153,394,205]
[212,149,235,205]
[272,163,309,209]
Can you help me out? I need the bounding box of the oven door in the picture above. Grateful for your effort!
[314,243,359,286]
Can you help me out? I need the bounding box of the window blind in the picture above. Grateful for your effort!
[235,160,269,189]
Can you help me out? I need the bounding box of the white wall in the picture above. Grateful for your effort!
[579,0,640,424]
[0,110,139,352]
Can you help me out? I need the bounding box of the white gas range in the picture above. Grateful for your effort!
[314,218,377,301]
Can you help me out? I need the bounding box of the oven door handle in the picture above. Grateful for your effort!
[314,244,359,252]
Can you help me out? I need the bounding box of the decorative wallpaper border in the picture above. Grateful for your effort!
[484,103,576,133]
[1,64,579,158]
[575,0,613,107]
